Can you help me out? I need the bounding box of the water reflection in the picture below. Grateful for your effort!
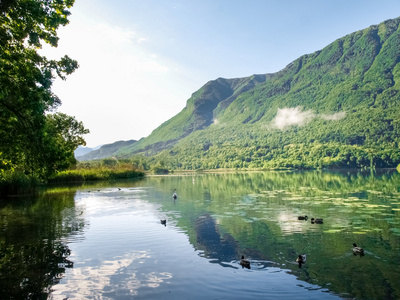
[52,250,174,298]
[1,170,400,299]
[0,192,80,298]
[147,170,400,299]
[195,214,238,266]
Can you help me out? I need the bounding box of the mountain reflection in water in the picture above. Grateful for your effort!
[0,170,399,299]
[195,214,238,266]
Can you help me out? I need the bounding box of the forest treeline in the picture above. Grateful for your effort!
[3,2,400,194]
[0,1,91,194]
[80,17,400,172]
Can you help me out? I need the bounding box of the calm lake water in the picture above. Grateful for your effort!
[1,170,400,299]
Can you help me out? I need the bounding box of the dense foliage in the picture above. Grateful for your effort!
[0,0,89,191]
[110,17,400,171]
[49,159,144,182]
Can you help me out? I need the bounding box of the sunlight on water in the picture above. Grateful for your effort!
[1,170,400,299]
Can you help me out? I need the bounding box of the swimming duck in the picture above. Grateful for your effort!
[160,219,167,226]
[172,189,177,199]
[298,215,308,220]
[352,243,364,256]
[296,254,306,268]
[240,255,251,269]
[311,218,323,224]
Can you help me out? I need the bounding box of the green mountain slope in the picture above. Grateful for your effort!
[88,17,400,170]
[77,140,137,161]
[117,74,272,155]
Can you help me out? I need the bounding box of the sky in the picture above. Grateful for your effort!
[42,0,400,148]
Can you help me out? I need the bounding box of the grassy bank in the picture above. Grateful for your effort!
[1,165,145,196]
[48,168,144,183]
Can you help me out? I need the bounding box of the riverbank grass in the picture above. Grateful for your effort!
[48,168,144,183]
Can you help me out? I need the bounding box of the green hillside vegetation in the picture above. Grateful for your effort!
[90,17,400,171]
[76,140,137,161]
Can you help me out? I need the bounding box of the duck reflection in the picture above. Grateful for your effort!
[296,254,307,268]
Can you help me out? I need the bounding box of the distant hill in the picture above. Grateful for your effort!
[76,140,137,161]
[80,17,400,170]
[74,145,102,157]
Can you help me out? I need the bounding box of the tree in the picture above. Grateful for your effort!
[39,113,89,177]
[0,0,88,180]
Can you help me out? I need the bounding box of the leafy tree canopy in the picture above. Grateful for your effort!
[0,0,88,181]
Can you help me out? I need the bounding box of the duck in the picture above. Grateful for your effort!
[160,219,167,226]
[352,243,364,256]
[298,215,308,220]
[311,218,323,224]
[172,189,177,199]
[240,255,251,269]
[296,254,306,268]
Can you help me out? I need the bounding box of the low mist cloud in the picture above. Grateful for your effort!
[321,111,346,121]
[273,107,346,129]
[273,107,315,129]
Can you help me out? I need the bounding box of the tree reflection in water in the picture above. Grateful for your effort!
[0,190,82,298]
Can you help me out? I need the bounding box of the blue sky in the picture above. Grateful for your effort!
[43,0,400,147]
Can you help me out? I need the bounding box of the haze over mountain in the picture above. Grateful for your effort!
[78,17,400,170]
[77,140,136,161]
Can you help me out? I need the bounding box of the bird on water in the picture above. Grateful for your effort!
[240,255,251,269]
[352,243,364,256]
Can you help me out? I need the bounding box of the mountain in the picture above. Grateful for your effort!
[74,145,102,157]
[76,140,137,161]
[114,74,273,156]
[82,17,400,170]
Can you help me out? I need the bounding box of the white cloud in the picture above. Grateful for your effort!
[272,107,346,130]
[137,37,147,44]
[321,111,346,121]
[39,16,192,147]
[273,107,315,129]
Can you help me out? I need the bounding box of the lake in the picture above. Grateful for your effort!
[1,170,400,299]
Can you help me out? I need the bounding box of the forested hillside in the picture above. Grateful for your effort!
[88,17,400,170]
[76,140,136,161]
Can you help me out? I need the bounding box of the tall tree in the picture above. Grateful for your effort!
[0,0,88,179]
